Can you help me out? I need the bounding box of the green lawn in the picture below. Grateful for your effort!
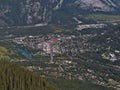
[86,14,120,21]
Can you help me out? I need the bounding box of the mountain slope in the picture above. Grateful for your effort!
[0,60,60,90]
[0,0,120,26]
[73,0,120,12]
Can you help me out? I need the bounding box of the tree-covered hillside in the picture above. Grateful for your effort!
[0,60,60,90]
[90,25,120,50]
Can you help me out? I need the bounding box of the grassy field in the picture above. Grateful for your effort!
[85,14,120,21]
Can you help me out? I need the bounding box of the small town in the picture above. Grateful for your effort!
[9,29,120,89]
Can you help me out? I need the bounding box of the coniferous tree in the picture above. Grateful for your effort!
[0,59,60,90]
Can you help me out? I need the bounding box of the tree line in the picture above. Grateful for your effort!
[0,59,60,90]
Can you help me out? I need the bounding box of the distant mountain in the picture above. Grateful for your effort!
[0,0,120,26]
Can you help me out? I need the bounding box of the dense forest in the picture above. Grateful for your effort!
[0,59,60,90]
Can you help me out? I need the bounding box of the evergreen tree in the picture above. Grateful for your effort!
[0,60,60,90]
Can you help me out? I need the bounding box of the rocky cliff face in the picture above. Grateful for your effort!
[0,0,120,26]
[74,0,120,12]
[0,0,62,25]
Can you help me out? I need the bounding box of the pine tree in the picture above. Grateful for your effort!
[0,59,60,90]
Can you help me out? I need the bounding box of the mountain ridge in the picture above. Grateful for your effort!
[0,0,120,26]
